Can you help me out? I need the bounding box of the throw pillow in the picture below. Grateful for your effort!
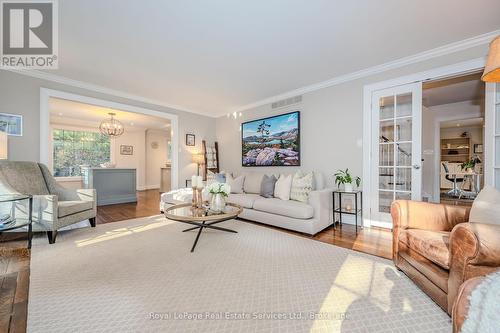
[215,172,226,183]
[243,172,264,194]
[469,186,500,226]
[274,174,292,200]
[260,175,277,198]
[226,174,245,194]
[290,171,313,203]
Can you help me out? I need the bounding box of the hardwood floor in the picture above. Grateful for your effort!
[0,189,393,332]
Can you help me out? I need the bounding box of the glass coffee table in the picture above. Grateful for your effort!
[164,202,243,252]
[0,194,33,249]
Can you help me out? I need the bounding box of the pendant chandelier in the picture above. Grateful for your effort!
[99,112,124,137]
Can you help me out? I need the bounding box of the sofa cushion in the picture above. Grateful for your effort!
[290,171,313,203]
[253,198,314,219]
[399,229,450,269]
[58,200,93,218]
[260,174,277,198]
[274,174,292,200]
[243,172,264,194]
[227,194,261,209]
[227,174,245,194]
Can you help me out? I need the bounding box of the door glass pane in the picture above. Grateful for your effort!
[395,192,411,200]
[379,143,394,166]
[496,169,500,190]
[496,83,500,104]
[496,104,500,135]
[380,96,394,120]
[496,137,500,166]
[396,143,412,166]
[395,118,412,142]
[396,93,412,117]
[395,168,412,191]
[379,168,394,190]
[379,191,393,213]
[380,120,394,142]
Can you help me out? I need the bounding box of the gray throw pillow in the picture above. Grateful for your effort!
[260,175,277,198]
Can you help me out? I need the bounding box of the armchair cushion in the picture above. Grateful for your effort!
[399,229,450,269]
[58,200,93,218]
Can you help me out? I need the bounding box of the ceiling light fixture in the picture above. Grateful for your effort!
[482,36,500,82]
[99,112,124,138]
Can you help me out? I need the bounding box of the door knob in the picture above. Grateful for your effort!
[413,164,421,170]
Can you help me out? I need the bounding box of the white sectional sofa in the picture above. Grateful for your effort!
[160,172,332,235]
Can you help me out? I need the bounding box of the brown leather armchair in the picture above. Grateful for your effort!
[391,200,500,314]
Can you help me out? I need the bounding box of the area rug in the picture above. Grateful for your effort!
[28,216,450,332]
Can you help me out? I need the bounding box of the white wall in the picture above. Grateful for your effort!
[421,100,484,201]
[216,45,489,189]
[113,129,147,190]
[145,129,170,189]
[0,71,217,188]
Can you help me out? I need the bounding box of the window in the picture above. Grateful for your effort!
[53,129,111,177]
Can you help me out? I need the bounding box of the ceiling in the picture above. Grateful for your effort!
[49,98,171,130]
[440,117,484,129]
[423,73,484,107]
[44,1,500,116]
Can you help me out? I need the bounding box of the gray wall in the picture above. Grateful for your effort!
[0,70,216,188]
[216,45,489,188]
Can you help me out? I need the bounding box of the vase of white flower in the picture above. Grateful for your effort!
[207,182,231,213]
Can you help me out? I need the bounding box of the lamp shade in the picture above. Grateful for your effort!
[482,36,500,82]
[192,153,204,165]
[0,131,8,160]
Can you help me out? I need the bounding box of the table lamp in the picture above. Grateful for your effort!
[192,153,204,176]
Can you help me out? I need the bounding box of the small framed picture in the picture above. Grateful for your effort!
[186,134,195,146]
[120,145,133,155]
[473,144,483,154]
[0,113,22,136]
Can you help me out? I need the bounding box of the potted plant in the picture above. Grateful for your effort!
[461,156,481,173]
[207,182,231,212]
[334,169,361,192]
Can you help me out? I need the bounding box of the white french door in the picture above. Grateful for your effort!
[485,82,500,190]
[370,82,422,225]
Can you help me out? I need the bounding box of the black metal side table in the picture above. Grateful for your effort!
[0,194,33,249]
[332,189,363,234]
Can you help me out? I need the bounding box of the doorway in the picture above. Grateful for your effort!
[363,58,498,229]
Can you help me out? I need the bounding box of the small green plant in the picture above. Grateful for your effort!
[461,156,481,171]
[334,168,361,188]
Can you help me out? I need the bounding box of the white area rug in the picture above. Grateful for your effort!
[28,216,450,332]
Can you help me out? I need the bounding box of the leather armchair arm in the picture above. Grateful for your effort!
[448,223,500,313]
[391,200,470,263]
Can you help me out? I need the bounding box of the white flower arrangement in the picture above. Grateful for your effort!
[207,182,231,197]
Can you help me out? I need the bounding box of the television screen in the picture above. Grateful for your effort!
[241,111,300,167]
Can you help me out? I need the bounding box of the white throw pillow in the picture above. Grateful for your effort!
[243,172,264,194]
[226,174,245,194]
[290,171,313,203]
[274,174,292,200]
[469,186,500,226]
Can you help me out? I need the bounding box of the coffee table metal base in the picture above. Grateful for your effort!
[180,219,237,252]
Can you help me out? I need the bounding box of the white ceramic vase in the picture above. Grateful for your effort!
[344,183,353,192]
[210,193,226,213]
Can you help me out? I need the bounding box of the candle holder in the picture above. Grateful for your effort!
[191,186,198,208]
[196,188,203,208]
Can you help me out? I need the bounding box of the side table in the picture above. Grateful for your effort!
[332,189,363,234]
[0,194,33,249]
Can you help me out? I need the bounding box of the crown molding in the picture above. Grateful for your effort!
[1,68,215,118]
[227,29,500,116]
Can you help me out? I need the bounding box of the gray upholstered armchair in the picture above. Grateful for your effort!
[0,161,96,243]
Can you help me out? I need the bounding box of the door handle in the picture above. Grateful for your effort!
[413,164,421,170]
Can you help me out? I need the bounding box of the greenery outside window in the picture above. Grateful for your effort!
[53,129,111,177]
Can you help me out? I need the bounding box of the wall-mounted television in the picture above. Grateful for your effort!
[241,111,300,167]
